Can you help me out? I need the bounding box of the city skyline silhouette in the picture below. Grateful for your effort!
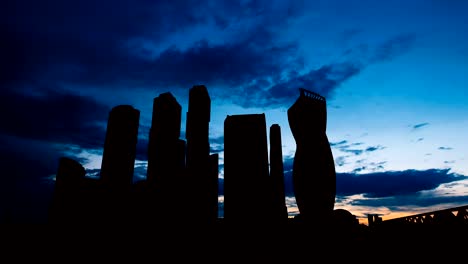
[2,2,468,240]
[47,86,467,242]
[49,87,348,225]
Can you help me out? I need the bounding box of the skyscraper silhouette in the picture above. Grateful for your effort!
[99,105,140,223]
[287,88,336,224]
[224,114,270,223]
[185,85,217,222]
[100,105,140,190]
[269,124,288,221]
[146,92,183,221]
[49,157,86,223]
[147,92,182,185]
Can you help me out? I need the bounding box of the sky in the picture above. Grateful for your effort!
[1,0,468,224]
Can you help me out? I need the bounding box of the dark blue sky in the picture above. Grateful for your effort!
[2,0,468,223]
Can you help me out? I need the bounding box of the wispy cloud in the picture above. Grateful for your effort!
[438,146,453,150]
[330,140,348,146]
[365,145,385,152]
[413,122,429,129]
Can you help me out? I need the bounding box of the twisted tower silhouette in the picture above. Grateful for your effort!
[288,88,336,223]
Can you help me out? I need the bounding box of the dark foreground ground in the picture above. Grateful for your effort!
[1,218,466,261]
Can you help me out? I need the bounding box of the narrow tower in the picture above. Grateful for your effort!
[287,88,336,225]
[185,85,217,222]
[224,114,270,222]
[100,105,140,190]
[269,124,288,221]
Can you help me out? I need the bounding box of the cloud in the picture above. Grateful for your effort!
[365,145,385,152]
[2,1,416,111]
[412,122,430,130]
[351,194,468,209]
[2,0,305,95]
[263,33,416,107]
[351,161,387,174]
[335,156,347,167]
[0,135,59,223]
[208,135,224,154]
[0,87,109,149]
[438,147,453,150]
[336,169,466,198]
[370,33,416,63]
[154,38,300,89]
[255,62,361,107]
[330,140,348,146]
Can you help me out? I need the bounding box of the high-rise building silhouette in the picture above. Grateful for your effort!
[146,92,183,221]
[100,105,140,190]
[269,124,288,221]
[185,85,217,222]
[224,114,270,222]
[186,85,210,170]
[49,157,86,223]
[287,88,336,224]
[99,105,140,223]
[147,92,182,185]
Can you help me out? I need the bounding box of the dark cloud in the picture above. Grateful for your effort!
[330,140,348,146]
[257,62,361,107]
[332,141,385,157]
[342,149,364,155]
[339,29,363,43]
[263,33,415,107]
[336,169,466,198]
[218,178,224,196]
[135,138,150,161]
[412,122,430,129]
[335,156,347,167]
[0,87,109,148]
[2,0,305,96]
[370,33,416,63]
[209,135,224,154]
[351,194,468,209]
[0,135,59,223]
[438,147,453,150]
[133,163,148,182]
[351,161,386,173]
[282,166,467,209]
[85,168,101,179]
[2,0,416,111]
[365,145,385,152]
[150,37,300,89]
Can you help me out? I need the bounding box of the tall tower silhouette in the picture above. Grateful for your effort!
[224,114,270,222]
[185,85,217,222]
[269,124,288,221]
[99,105,140,223]
[146,92,183,221]
[49,157,86,223]
[287,88,336,224]
[100,105,140,190]
[147,92,182,185]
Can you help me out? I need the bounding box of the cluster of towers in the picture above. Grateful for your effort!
[50,85,219,224]
[49,85,337,226]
